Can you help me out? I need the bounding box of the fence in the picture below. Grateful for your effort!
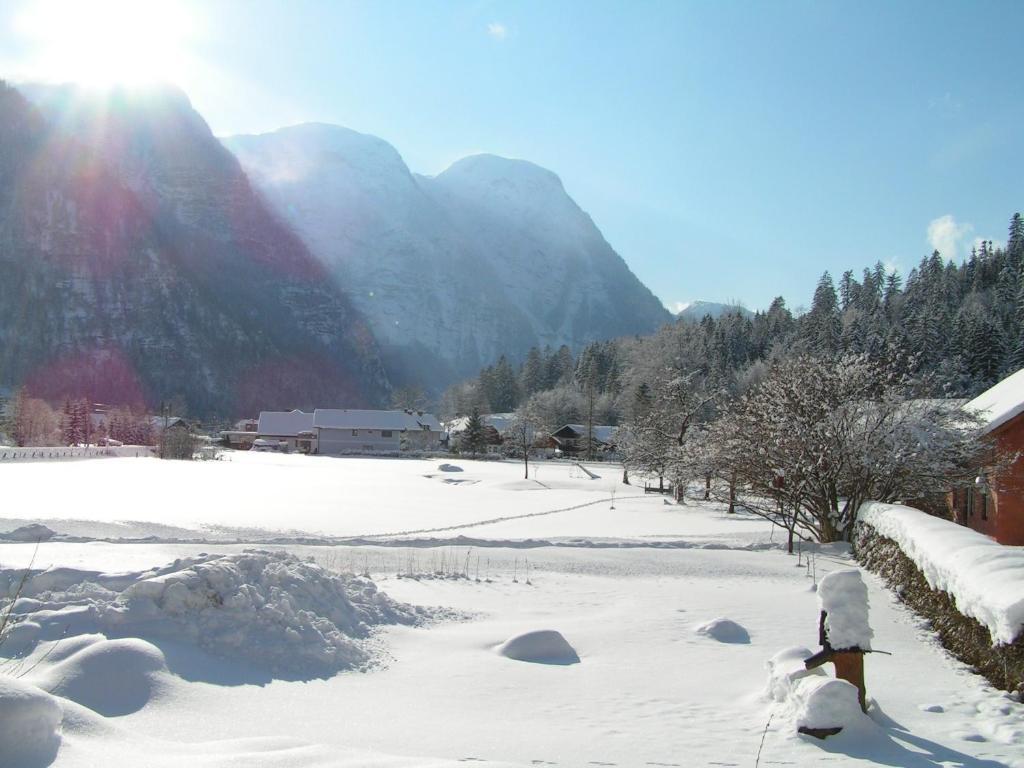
[0,445,154,462]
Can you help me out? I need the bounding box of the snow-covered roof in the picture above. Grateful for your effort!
[446,412,517,434]
[860,502,1024,644]
[554,424,618,444]
[966,367,1024,434]
[257,410,314,436]
[148,416,188,431]
[313,409,441,432]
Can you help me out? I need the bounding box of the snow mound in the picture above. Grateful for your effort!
[766,647,867,734]
[438,463,463,472]
[695,617,750,644]
[0,676,62,767]
[793,676,865,732]
[2,551,426,679]
[766,646,827,702]
[860,502,1024,644]
[497,630,580,665]
[817,570,872,650]
[1,522,56,541]
[36,637,168,716]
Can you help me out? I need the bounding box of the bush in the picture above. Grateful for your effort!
[159,428,197,460]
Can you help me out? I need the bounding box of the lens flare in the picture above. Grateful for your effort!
[16,0,198,87]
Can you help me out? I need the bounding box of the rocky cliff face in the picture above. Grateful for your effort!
[0,84,387,415]
[224,124,670,390]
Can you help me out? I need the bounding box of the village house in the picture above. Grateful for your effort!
[314,409,442,454]
[255,408,442,455]
[548,424,618,458]
[219,418,260,449]
[445,412,517,453]
[951,367,1024,545]
[256,410,316,452]
[149,415,190,437]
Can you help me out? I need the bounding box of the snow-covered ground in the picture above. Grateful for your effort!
[1,453,1021,767]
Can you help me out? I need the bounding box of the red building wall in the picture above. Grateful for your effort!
[951,413,1024,545]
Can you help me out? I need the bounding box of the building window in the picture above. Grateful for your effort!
[382,430,393,438]
[966,489,974,518]
[352,430,358,436]
[981,492,988,521]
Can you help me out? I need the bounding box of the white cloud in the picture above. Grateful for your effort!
[927,215,974,259]
[487,22,507,40]
[669,301,691,314]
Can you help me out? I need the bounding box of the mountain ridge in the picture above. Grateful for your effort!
[223,123,671,391]
[0,83,389,416]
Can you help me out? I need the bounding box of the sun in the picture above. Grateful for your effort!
[16,0,198,87]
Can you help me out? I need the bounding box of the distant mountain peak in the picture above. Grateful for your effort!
[675,300,753,321]
[438,153,564,185]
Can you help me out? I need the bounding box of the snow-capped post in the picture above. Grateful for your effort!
[804,569,873,712]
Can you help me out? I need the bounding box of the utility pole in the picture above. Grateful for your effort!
[586,380,595,462]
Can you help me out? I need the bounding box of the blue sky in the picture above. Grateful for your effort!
[2,0,1021,312]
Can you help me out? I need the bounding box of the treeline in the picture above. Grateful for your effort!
[0,389,158,447]
[441,213,1024,429]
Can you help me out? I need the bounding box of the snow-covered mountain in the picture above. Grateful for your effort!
[0,85,388,415]
[675,300,753,322]
[224,124,670,389]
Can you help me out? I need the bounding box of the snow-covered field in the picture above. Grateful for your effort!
[1,453,1021,767]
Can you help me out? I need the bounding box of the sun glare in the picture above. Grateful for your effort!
[17,0,198,87]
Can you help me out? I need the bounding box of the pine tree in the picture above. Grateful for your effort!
[883,271,902,314]
[487,355,519,412]
[966,309,1005,386]
[462,408,486,455]
[1008,271,1024,373]
[61,398,75,445]
[547,345,575,388]
[520,347,545,398]
[1008,212,1023,269]
[77,398,93,445]
[805,272,841,355]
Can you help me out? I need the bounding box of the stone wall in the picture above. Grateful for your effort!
[854,521,1024,694]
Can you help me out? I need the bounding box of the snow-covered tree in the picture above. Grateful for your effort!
[620,368,719,497]
[504,411,540,479]
[709,354,989,543]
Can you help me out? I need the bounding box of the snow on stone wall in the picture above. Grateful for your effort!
[859,502,1024,645]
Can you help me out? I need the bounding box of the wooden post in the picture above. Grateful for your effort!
[832,652,867,712]
[807,610,868,713]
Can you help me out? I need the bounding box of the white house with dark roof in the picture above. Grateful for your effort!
[256,409,315,451]
[314,409,442,454]
[255,408,443,454]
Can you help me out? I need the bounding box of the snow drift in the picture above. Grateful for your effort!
[859,502,1024,644]
[694,617,750,644]
[34,637,169,716]
[1,550,427,679]
[497,630,580,665]
[0,676,62,767]
[766,646,867,734]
